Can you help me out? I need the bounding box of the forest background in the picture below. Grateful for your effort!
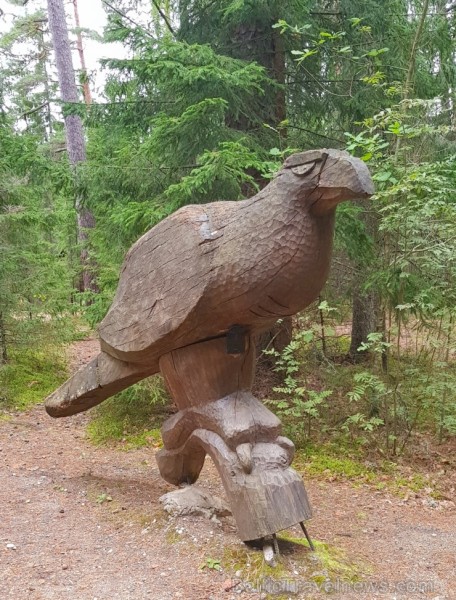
[1,0,455,489]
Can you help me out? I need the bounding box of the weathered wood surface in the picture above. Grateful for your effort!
[158,335,255,408]
[45,149,373,417]
[156,335,312,541]
[99,149,372,366]
[45,352,154,418]
[99,149,373,365]
[159,428,312,541]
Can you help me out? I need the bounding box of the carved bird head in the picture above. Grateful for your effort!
[279,148,374,215]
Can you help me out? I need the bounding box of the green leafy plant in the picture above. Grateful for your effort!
[200,557,222,571]
[266,328,333,443]
[96,493,113,504]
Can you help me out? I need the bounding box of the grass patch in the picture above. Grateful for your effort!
[279,535,367,583]
[294,443,376,482]
[223,545,288,583]
[294,444,434,497]
[386,473,431,497]
[223,534,368,599]
[86,375,170,448]
[302,452,376,480]
[0,347,68,412]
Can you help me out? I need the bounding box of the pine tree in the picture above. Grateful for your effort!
[47,0,97,293]
[0,121,74,361]
[0,8,55,137]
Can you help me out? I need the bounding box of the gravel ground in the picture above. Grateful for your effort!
[1,340,454,600]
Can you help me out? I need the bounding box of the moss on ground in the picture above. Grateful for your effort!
[294,444,434,498]
[86,375,169,448]
[282,536,366,582]
[224,545,289,582]
[0,348,68,412]
[223,533,369,599]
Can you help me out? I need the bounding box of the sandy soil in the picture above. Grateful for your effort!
[0,339,454,600]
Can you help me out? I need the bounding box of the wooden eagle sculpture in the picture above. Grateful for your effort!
[45,149,373,549]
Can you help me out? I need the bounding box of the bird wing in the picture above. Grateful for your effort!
[98,203,229,363]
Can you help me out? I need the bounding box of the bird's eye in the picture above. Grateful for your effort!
[291,161,317,177]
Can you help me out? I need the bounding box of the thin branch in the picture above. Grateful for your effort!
[20,102,48,118]
[299,65,352,98]
[88,99,177,105]
[101,0,156,40]
[396,0,430,155]
[308,11,451,16]
[286,78,365,84]
[404,0,431,98]
[286,124,345,144]
[151,0,175,37]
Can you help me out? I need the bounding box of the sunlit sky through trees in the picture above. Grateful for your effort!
[0,0,126,100]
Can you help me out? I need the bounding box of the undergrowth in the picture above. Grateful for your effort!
[86,375,170,448]
[265,310,456,458]
[0,315,83,412]
[0,347,68,411]
[293,442,437,498]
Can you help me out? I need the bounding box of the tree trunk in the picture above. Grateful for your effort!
[348,198,379,361]
[72,0,92,106]
[47,0,97,293]
[348,285,378,361]
[0,312,8,364]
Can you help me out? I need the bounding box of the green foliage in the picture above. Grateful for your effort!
[199,557,222,571]
[266,308,456,455]
[0,9,56,136]
[86,375,169,447]
[164,142,269,208]
[0,124,76,363]
[265,326,333,444]
[0,347,67,411]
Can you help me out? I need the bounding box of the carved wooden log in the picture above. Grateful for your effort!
[156,334,312,541]
[45,352,154,417]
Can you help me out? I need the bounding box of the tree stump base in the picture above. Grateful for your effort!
[156,334,312,542]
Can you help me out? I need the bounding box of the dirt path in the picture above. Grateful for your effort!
[1,340,454,600]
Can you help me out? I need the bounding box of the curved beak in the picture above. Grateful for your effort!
[308,152,374,216]
[317,153,374,203]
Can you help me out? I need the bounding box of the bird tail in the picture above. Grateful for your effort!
[45,351,155,418]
